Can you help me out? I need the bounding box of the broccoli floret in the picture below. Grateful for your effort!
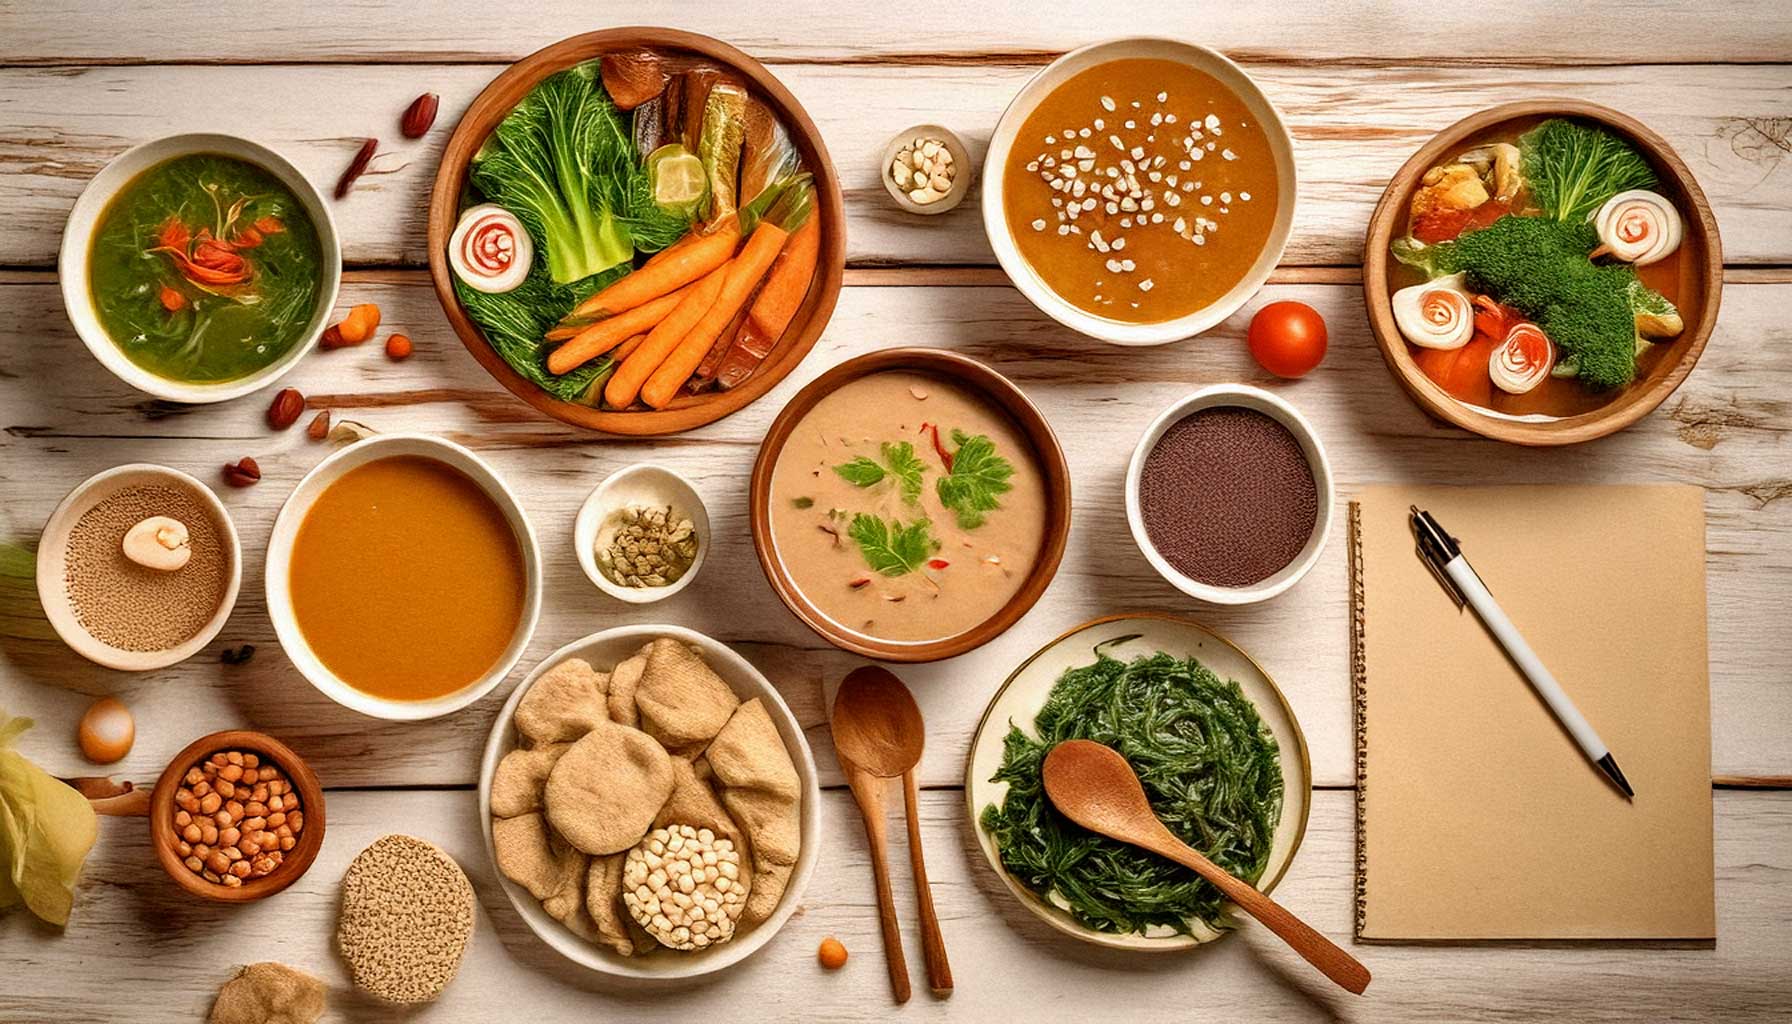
[1413,215,1654,390]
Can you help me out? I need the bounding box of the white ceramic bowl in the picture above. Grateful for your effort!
[58,133,342,403]
[981,37,1297,346]
[573,463,710,605]
[36,464,241,671]
[265,433,542,720]
[967,613,1312,950]
[478,624,823,980]
[1125,384,1333,604]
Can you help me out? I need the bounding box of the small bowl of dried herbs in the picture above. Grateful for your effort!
[574,463,709,605]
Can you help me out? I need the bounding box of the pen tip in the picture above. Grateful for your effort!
[1597,753,1635,799]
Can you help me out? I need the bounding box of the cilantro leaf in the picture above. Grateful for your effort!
[935,430,1014,529]
[833,442,925,506]
[847,513,937,576]
[833,457,885,487]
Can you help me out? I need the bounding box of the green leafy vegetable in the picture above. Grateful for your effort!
[847,514,937,576]
[1519,118,1657,224]
[979,647,1282,937]
[1393,215,1677,390]
[454,263,623,403]
[1,711,99,927]
[936,431,1014,529]
[834,442,925,505]
[470,60,690,286]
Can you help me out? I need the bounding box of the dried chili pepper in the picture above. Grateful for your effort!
[335,138,378,199]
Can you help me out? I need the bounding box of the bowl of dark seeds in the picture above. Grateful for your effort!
[1125,384,1333,604]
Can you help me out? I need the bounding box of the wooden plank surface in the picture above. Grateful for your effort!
[3,63,1789,270]
[6,1,1792,65]
[3,788,1787,1024]
[5,276,1789,791]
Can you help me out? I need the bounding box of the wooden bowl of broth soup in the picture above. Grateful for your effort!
[265,435,542,720]
[59,133,340,403]
[1364,100,1722,445]
[750,349,1071,662]
[983,38,1296,346]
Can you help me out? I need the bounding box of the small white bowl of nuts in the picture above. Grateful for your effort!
[881,125,972,215]
[574,463,709,605]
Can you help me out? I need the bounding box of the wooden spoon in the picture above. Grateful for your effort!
[832,666,953,996]
[1042,740,1371,995]
[839,762,910,1003]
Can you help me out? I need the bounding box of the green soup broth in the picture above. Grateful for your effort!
[87,153,325,384]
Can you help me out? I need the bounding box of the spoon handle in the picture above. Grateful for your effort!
[902,770,953,995]
[847,768,912,1003]
[1157,839,1371,995]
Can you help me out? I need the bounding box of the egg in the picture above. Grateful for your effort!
[77,696,135,764]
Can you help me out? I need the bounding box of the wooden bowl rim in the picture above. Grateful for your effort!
[425,26,847,436]
[148,729,326,903]
[748,348,1072,662]
[1361,98,1724,447]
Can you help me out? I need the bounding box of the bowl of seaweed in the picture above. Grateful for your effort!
[1364,100,1721,446]
[967,613,1311,950]
[427,28,845,436]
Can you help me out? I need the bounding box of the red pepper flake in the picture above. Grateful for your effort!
[919,422,953,471]
[927,558,950,570]
[335,138,378,199]
[848,575,871,589]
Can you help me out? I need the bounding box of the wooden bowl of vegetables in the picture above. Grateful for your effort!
[1363,100,1721,446]
[427,28,845,435]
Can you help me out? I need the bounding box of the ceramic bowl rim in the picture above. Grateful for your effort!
[57,132,343,403]
[35,463,243,671]
[1123,384,1334,604]
[572,462,712,604]
[263,433,543,720]
[980,36,1298,346]
[476,624,824,980]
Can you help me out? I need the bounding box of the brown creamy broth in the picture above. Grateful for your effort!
[1004,57,1280,323]
[769,371,1047,643]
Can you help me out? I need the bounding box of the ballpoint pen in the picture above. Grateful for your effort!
[1409,505,1635,799]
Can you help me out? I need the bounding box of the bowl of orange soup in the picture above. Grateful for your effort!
[265,434,542,720]
[983,38,1296,345]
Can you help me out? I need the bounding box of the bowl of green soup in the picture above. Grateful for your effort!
[59,134,340,402]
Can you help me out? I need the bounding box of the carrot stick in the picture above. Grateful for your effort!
[689,291,759,393]
[604,264,728,409]
[640,222,790,409]
[716,214,821,390]
[569,223,738,320]
[611,333,648,362]
[546,283,693,375]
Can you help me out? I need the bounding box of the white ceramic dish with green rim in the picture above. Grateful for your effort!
[966,612,1312,950]
[58,132,342,403]
[981,37,1297,346]
[477,624,823,980]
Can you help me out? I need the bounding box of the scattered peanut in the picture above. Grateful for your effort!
[170,748,304,887]
[890,134,958,206]
[817,936,849,970]
[384,333,413,360]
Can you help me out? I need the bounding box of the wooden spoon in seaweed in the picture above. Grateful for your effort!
[832,666,952,997]
[1042,740,1371,995]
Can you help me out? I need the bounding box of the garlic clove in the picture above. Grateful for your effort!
[122,515,191,571]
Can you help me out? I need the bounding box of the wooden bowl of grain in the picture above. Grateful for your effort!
[36,464,241,671]
[149,730,326,904]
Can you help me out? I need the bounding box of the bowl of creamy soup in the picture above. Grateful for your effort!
[750,349,1071,662]
[983,38,1296,345]
[266,434,542,720]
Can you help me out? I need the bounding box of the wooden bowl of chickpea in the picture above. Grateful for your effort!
[149,730,325,903]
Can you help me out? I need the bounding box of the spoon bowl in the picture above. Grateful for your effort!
[832,666,926,777]
[1043,740,1370,995]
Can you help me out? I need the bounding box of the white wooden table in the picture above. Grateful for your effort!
[3,3,1790,1020]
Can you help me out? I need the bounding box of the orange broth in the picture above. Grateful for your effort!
[1003,57,1280,323]
[289,455,524,701]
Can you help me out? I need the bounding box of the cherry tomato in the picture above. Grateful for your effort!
[1247,301,1328,378]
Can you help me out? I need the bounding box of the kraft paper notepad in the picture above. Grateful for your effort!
[1350,484,1714,941]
